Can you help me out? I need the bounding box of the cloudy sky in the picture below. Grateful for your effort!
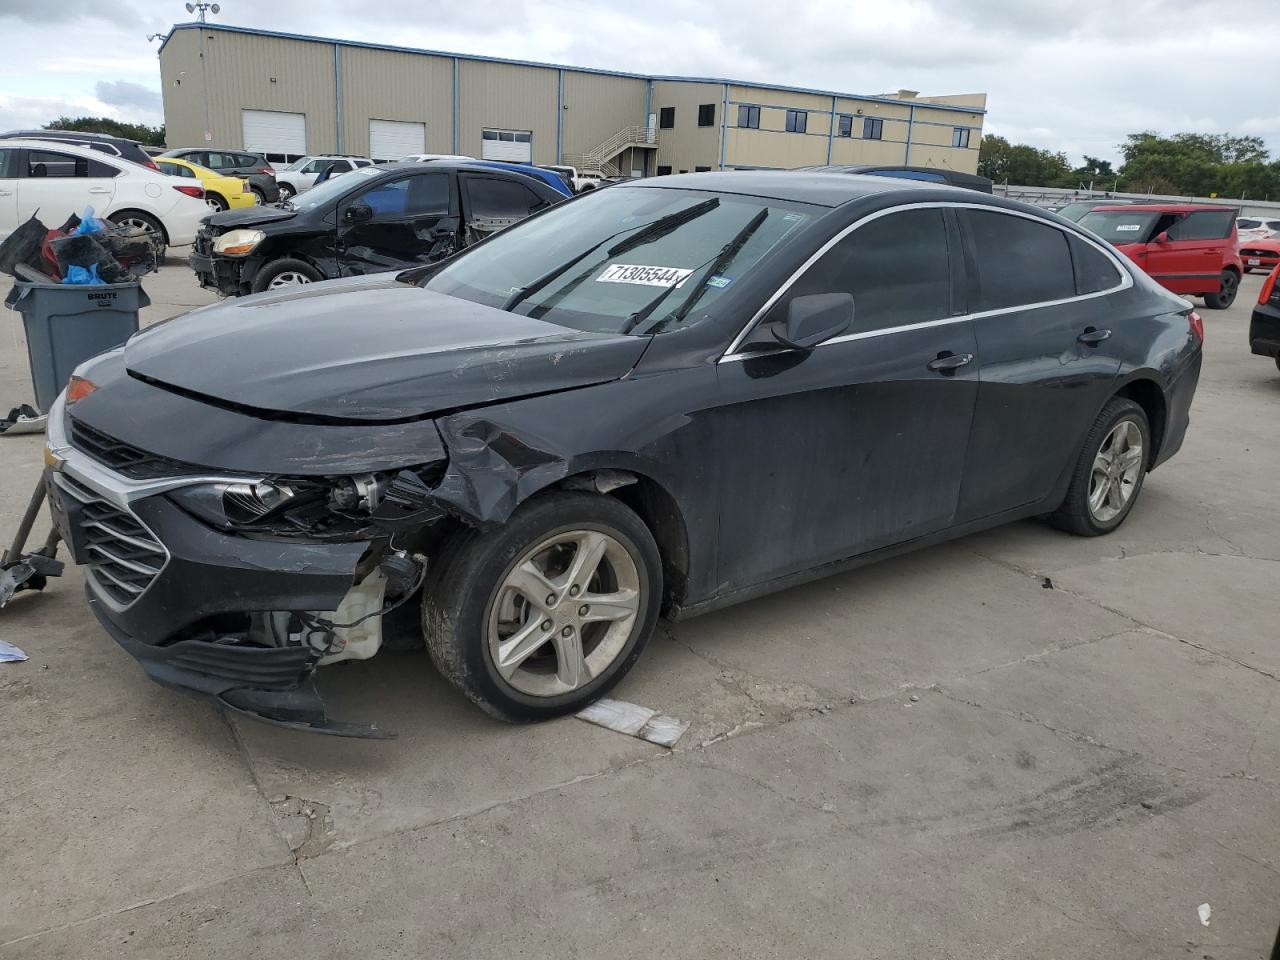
[0,0,1274,164]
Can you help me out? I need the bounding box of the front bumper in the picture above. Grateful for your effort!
[190,230,261,296]
[45,398,390,737]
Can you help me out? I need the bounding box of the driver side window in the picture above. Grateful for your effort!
[349,174,450,221]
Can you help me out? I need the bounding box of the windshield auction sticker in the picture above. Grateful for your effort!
[597,264,695,287]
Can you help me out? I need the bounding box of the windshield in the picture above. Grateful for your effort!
[1079,210,1161,244]
[1054,201,1115,222]
[283,157,310,171]
[287,166,383,210]
[425,187,815,334]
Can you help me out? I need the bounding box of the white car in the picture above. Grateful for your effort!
[275,156,374,197]
[0,138,208,259]
[1237,217,1280,242]
[400,153,474,163]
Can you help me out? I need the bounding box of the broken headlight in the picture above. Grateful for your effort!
[168,468,444,537]
[212,229,266,256]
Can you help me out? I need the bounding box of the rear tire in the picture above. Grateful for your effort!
[1051,397,1150,537]
[278,183,296,200]
[205,193,228,212]
[250,258,323,292]
[423,492,662,722]
[1203,270,1239,309]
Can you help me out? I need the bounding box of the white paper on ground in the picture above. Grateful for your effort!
[0,640,29,662]
[576,697,689,747]
[1198,903,1211,926]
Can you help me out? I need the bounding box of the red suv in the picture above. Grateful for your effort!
[1079,204,1242,309]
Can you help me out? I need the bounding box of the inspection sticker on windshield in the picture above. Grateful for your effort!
[1115,224,1142,232]
[597,264,694,287]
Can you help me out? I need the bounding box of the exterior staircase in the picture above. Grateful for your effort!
[562,125,657,177]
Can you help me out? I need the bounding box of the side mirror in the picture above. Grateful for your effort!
[344,202,373,223]
[772,293,854,351]
[1154,231,1172,244]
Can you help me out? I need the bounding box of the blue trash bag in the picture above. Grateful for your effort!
[73,207,106,236]
[63,263,105,285]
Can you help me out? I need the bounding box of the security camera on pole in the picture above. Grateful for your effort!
[185,2,221,143]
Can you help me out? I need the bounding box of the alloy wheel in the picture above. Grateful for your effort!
[486,528,642,697]
[1221,272,1238,301]
[1088,419,1143,522]
[267,271,312,288]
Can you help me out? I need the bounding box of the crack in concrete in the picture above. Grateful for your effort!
[930,686,1138,758]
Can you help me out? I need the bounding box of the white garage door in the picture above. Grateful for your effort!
[369,120,426,161]
[241,109,307,157]
[481,129,532,163]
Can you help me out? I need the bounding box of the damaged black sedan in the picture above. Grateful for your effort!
[45,172,1203,737]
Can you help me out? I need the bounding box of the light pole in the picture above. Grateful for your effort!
[185,2,221,142]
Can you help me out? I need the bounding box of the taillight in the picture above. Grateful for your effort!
[173,184,205,199]
[1259,265,1280,305]
[257,167,273,175]
[144,158,160,171]
[1188,310,1204,344]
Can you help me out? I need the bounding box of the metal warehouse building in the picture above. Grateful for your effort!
[159,23,986,177]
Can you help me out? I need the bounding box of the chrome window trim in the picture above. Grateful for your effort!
[719,200,1133,363]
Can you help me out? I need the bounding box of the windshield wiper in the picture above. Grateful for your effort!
[622,208,770,336]
[500,198,720,313]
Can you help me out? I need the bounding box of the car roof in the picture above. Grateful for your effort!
[0,137,130,159]
[623,170,980,207]
[1090,203,1238,213]
[1,128,139,145]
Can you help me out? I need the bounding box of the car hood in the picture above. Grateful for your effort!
[123,276,649,422]
[204,205,297,230]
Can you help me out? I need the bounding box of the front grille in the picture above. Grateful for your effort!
[193,228,213,257]
[1241,248,1279,258]
[70,418,196,479]
[166,641,314,690]
[58,474,167,607]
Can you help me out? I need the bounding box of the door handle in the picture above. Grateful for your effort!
[1077,327,1112,346]
[927,351,973,373]
[88,187,111,194]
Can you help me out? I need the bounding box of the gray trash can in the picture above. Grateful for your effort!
[4,280,149,413]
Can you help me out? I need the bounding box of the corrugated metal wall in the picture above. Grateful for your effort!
[458,60,558,164]
[340,46,453,157]
[159,26,984,174]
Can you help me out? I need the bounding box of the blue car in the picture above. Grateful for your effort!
[460,160,574,197]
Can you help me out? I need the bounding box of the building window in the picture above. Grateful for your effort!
[656,165,672,176]
[738,105,760,129]
[862,117,883,140]
[785,109,807,134]
[659,107,675,129]
[695,165,711,172]
[837,115,853,137]
[698,104,716,127]
[952,127,971,148]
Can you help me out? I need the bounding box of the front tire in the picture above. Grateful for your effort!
[1203,270,1239,309]
[108,211,166,262]
[423,492,662,721]
[251,258,323,292]
[278,183,296,200]
[1050,397,1150,536]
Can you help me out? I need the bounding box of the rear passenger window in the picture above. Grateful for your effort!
[959,209,1074,311]
[1069,236,1123,295]
[784,208,952,333]
[465,178,547,219]
[0,148,17,179]
[1168,210,1234,241]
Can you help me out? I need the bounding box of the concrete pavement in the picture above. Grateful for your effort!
[1,261,1277,959]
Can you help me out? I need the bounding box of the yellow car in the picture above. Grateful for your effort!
[155,156,257,211]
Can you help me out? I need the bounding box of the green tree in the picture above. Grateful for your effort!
[1117,132,1276,196]
[43,116,166,146]
[978,134,1071,186]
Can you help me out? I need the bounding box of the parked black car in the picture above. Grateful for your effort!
[1249,265,1280,374]
[160,148,280,204]
[189,161,566,295]
[804,164,994,193]
[0,129,159,170]
[46,172,1202,737]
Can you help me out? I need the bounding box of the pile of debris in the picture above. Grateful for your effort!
[0,209,157,285]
